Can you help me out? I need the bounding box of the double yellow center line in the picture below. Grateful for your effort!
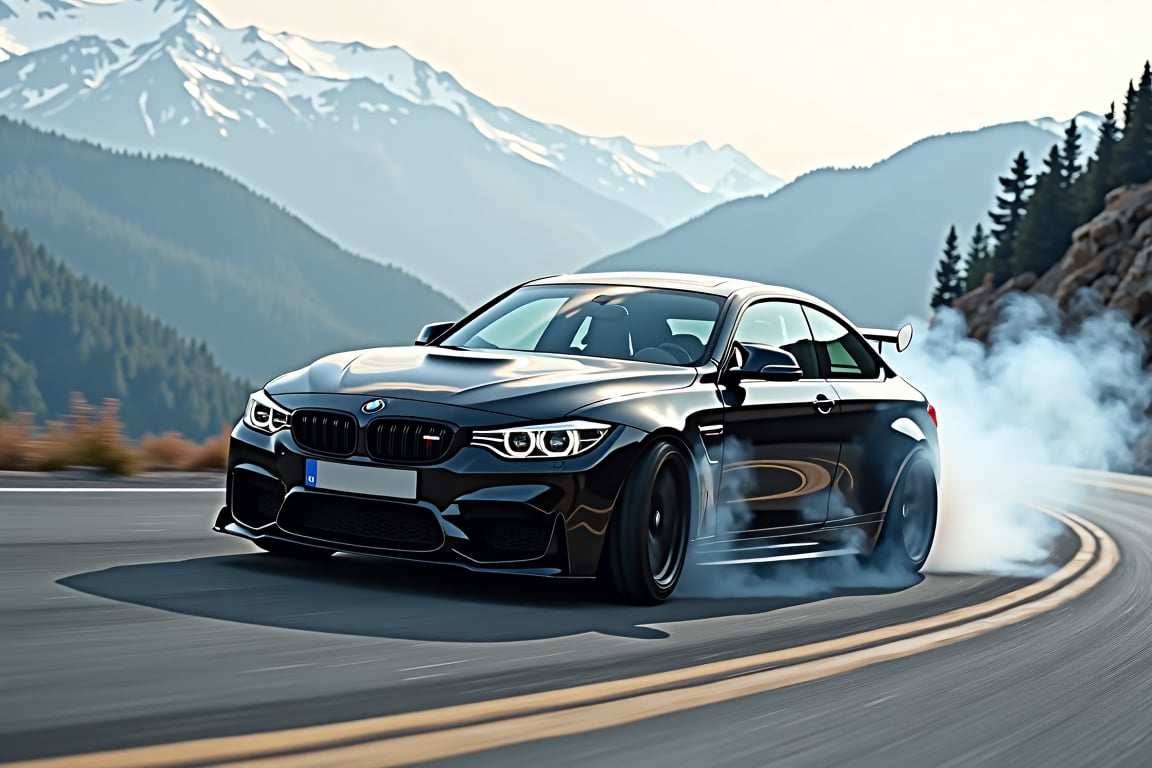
[5,504,1120,768]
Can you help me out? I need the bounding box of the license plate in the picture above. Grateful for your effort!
[304,458,417,499]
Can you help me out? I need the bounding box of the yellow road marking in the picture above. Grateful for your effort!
[2,505,1113,768]
[1052,466,1152,494]
[219,512,1120,768]
[1065,477,1152,496]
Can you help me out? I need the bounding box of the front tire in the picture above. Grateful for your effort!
[255,538,336,561]
[600,440,692,604]
[865,452,938,572]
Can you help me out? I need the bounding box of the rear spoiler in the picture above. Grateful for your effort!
[859,323,913,353]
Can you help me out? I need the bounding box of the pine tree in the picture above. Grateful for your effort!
[1060,118,1082,184]
[1012,145,1074,276]
[1140,61,1152,180]
[1077,103,1121,216]
[961,223,992,293]
[1122,79,1137,127]
[1116,62,1152,184]
[985,151,1033,287]
[931,226,964,307]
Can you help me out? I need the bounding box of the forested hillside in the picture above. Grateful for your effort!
[0,117,463,383]
[0,212,249,439]
[930,61,1152,308]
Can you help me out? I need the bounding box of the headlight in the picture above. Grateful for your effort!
[471,420,611,459]
[243,390,292,434]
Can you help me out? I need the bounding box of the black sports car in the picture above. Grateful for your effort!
[215,272,939,604]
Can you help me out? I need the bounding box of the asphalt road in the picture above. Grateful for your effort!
[0,470,1148,766]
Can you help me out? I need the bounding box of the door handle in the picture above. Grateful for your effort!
[812,394,835,414]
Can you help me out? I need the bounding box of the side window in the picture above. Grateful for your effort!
[802,306,880,379]
[732,301,820,378]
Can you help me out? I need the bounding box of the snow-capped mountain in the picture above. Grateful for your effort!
[1029,111,1105,158]
[0,0,783,302]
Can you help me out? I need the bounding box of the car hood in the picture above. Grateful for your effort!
[265,346,697,419]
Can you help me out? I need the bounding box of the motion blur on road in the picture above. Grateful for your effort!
[5,296,1151,767]
[3,299,1152,767]
[0,470,1147,767]
[4,0,1152,766]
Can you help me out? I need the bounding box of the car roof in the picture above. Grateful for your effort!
[526,271,831,306]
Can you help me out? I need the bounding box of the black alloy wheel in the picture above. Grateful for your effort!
[601,440,692,604]
[866,452,938,572]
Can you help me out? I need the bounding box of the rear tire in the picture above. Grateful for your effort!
[600,440,692,604]
[256,538,336,561]
[864,452,938,573]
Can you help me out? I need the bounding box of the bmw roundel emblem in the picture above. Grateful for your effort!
[361,398,386,414]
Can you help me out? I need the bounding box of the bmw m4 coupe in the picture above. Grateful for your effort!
[215,272,940,604]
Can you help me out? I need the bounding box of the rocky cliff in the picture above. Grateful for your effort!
[951,179,1152,471]
[954,179,1152,360]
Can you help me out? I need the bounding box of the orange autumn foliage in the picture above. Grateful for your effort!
[0,396,229,475]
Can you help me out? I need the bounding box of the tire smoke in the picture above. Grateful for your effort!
[899,293,1151,576]
[680,438,920,598]
[679,291,1150,598]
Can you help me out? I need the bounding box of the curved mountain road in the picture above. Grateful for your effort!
[0,470,1148,766]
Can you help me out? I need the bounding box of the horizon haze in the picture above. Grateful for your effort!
[196,0,1152,179]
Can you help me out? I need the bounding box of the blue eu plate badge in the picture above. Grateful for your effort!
[305,458,318,487]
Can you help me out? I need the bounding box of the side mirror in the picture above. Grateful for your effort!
[895,323,913,353]
[415,321,456,346]
[726,342,803,382]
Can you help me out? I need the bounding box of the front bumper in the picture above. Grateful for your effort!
[213,399,649,577]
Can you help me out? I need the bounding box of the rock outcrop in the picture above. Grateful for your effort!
[954,179,1152,361]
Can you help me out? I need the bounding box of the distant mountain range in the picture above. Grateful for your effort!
[0,0,784,305]
[587,115,1104,327]
[0,116,462,383]
[0,209,248,439]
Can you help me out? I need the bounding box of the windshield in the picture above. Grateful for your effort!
[438,284,726,366]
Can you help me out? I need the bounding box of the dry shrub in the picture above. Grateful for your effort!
[137,426,230,471]
[183,428,230,471]
[136,432,199,471]
[0,396,229,474]
[0,413,37,470]
[32,396,137,475]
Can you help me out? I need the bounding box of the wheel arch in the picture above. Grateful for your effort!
[589,427,709,576]
[597,433,697,603]
[868,444,939,553]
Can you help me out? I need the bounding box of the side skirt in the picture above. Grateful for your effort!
[691,513,883,565]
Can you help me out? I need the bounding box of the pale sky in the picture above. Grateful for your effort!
[201,0,1152,179]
